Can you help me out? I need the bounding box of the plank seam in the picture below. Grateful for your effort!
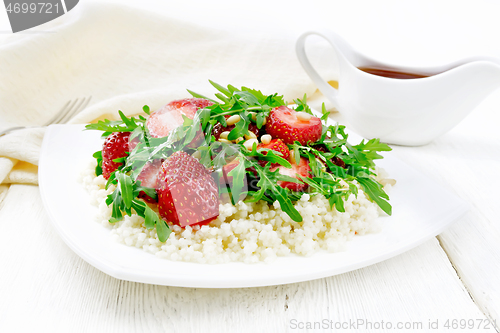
[436,235,499,333]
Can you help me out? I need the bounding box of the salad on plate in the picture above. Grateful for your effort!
[81,81,394,264]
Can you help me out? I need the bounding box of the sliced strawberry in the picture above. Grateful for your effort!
[265,106,322,145]
[156,151,219,227]
[221,158,240,184]
[221,158,257,183]
[136,159,163,203]
[168,98,214,119]
[270,157,311,192]
[257,139,290,166]
[146,98,213,138]
[101,132,133,179]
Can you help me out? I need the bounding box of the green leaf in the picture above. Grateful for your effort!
[356,177,392,215]
[354,138,392,152]
[228,112,250,141]
[85,111,146,133]
[328,193,345,212]
[92,150,103,176]
[209,80,232,97]
[116,172,134,210]
[246,147,291,168]
[294,144,300,165]
[320,103,330,122]
[272,186,302,222]
[187,89,216,102]
[256,112,266,129]
[108,190,124,223]
[156,219,172,242]
[226,155,247,204]
[144,204,159,230]
[143,105,150,115]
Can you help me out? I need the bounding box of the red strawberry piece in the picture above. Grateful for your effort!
[168,98,214,119]
[257,139,290,167]
[147,98,213,138]
[265,106,322,145]
[136,159,163,203]
[270,157,311,192]
[156,151,219,227]
[212,115,261,140]
[221,158,240,184]
[101,132,133,180]
[220,158,257,182]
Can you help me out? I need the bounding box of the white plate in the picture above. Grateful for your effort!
[39,124,468,288]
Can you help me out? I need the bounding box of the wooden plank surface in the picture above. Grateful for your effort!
[0,185,493,332]
[386,90,500,329]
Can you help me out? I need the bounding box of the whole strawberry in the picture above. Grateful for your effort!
[102,132,135,179]
[156,151,219,227]
[265,106,322,145]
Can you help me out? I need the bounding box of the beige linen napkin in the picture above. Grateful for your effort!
[0,1,333,204]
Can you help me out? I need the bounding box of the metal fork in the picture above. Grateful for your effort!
[0,96,92,137]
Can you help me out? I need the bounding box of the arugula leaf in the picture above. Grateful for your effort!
[320,103,330,123]
[328,193,345,213]
[155,217,171,242]
[228,112,250,141]
[356,177,392,215]
[92,150,103,176]
[116,172,134,210]
[187,89,216,102]
[293,94,313,115]
[226,155,248,204]
[272,186,303,222]
[85,111,146,133]
[244,163,302,222]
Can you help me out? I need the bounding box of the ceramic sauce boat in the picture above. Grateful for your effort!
[296,29,500,146]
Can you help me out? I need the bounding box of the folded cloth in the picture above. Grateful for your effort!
[0,1,331,201]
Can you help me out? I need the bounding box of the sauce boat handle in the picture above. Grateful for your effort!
[296,30,350,109]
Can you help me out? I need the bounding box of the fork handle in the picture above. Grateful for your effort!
[0,126,28,137]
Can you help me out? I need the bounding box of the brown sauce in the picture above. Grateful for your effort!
[358,66,429,79]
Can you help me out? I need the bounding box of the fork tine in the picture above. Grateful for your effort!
[59,98,84,124]
[54,99,79,124]
[43,100,71,126]
[59,96,93,124]
[79,96,92,112]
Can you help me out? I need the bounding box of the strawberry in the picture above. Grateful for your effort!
[167,98,214,119]
[136,159,163,203]
[101,132,136,179]
[220,158,257,182]
[270,157,311,192]
[156,151,219,227]
[221,158,240,184]
[265,106,322,145]
[147,98,213,138]
[257,139,290,166]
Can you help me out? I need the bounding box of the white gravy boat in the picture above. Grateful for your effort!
[296,30,500,146]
